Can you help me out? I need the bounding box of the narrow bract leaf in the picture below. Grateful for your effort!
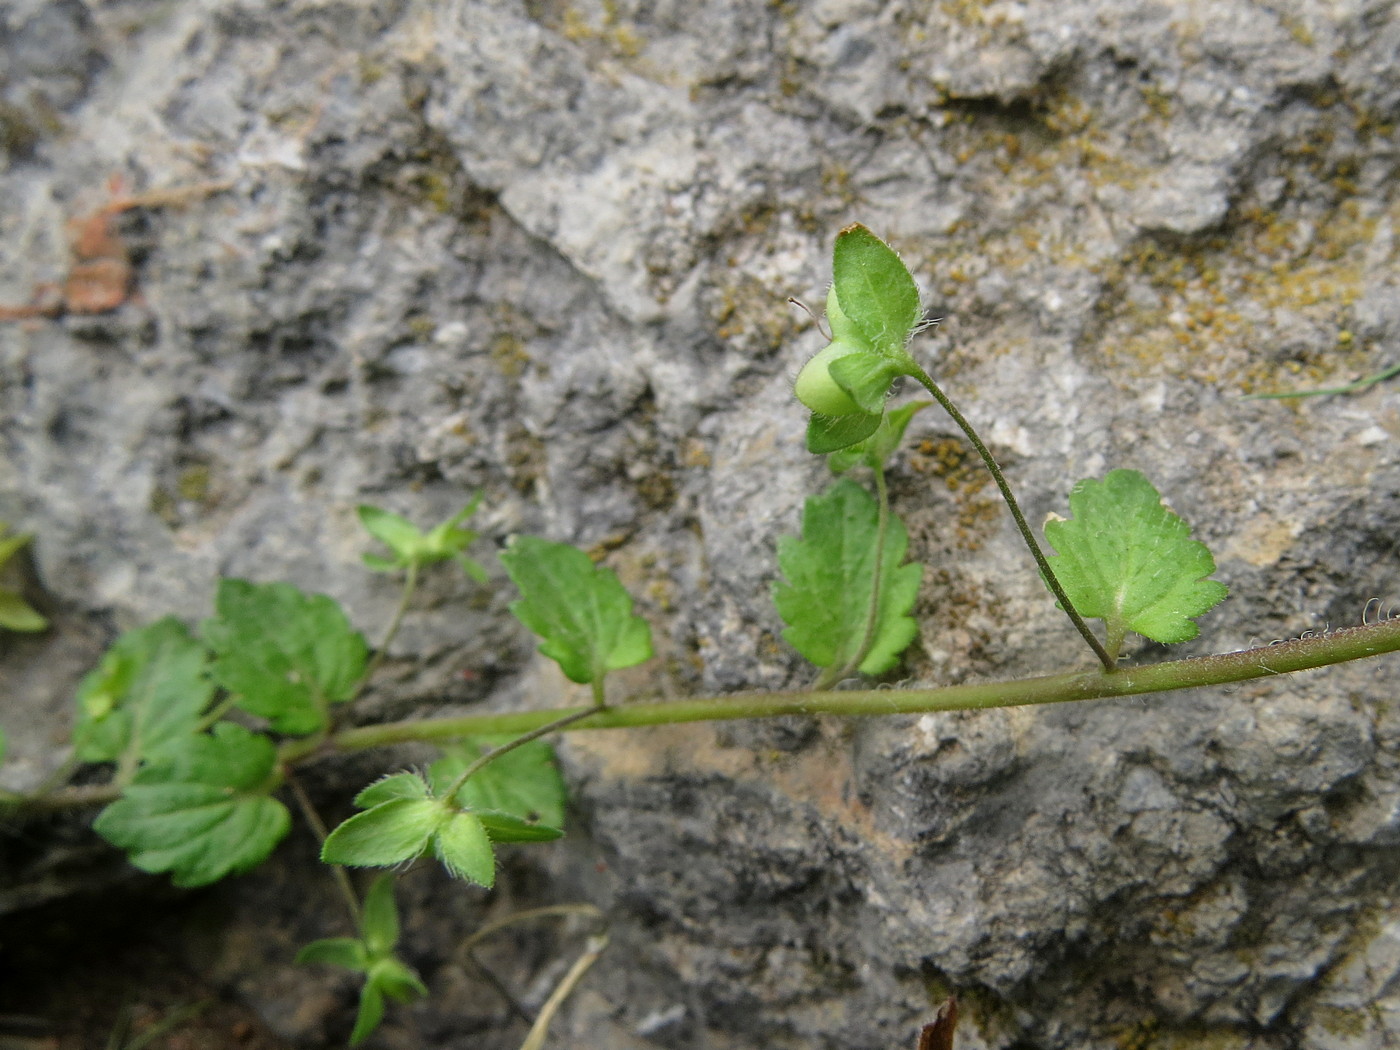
[296,938,369,972]
[1043,470,1228,649]
[500,536,652,684]
[360,874,401,956]
[351,983,386,1047]
[355,772,432,809]
[831,224,921,354]
[807,410,883,454]
[773,479,922,676]
[92,723,290,887]
[321,798,445,868]
[73,618,213,765]
[0,591,46,632]
[434,811,496,887]
[204,579,368,735]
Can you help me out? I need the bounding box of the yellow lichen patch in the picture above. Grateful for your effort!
[1091,197,1382,388]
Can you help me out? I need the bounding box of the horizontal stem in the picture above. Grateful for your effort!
[324,617,1400,752]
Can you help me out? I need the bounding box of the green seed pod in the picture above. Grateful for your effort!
[795,340,863,415]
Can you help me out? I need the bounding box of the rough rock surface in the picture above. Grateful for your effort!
[2,0,1399,1048]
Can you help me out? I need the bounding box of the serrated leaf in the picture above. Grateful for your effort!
[321,798,446,868]
[360,874,400,956]
[296,937,369,972]
[355,772,432,809]
[204,579,368,735]
[73,618,214,765]
[500,536,652,684]
[430,736,567,835]
[807,410,883,454]
[92,722,290,887]
[831,224,922,355]
[434,811,496,886]
[773,479,922,677]
[0,590,46,632]
[1043,469,1228,653]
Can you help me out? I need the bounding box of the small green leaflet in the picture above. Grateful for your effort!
[500,536,652,685]
[0,522,46,632]
[321,772,501,888]
[203,579,368,735]
[773,479,923,678]
[1043,469,1228,654]
[72,617,213,765]
[92,722,290,887]
[359,496,488,580]
[297,875,428,1046]
[831,224,922,356]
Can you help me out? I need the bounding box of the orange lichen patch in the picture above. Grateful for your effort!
[0,175,230,322]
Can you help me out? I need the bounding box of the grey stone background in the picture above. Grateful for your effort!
[1,0,1399,1047]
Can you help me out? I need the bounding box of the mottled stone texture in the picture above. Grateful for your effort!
[2,0,1399,1048]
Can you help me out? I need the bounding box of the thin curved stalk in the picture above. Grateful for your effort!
[906,364,1116,671]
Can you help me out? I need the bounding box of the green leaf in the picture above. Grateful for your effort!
[92,722,290,887]
[829,401,930,475]
[827,352,908,415]
[1043,469,1228,652]
[296,937,369,972]
[204,579,368,735]
[358,496,487,579]
[831,224,922,355]
[350,981,386,1047]
[321,798,446,868]
[434,811,496,887]
[500,536,652,684]
[0,524,33,569]
[0,590,46,632]
[0,725,7,765]
[73,618,213,765]
[360,874,401,956]
[430,736,567,835]
[355,772,432,809]
[773,479,923,677]
[806,410,883,454]
[370,956,429,1002]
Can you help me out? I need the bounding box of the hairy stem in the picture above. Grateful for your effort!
[286,771,362,930]
[318,617,1400,755]
[356,560,420,699]
[906,364,1116,671]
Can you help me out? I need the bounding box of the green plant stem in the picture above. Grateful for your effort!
[440,704,603,803]
[316,616,1400,755]
[906,364,1116,671]
[285,770,362,930]
[814,463,892,689]
[355,561,420,700]
[1242,361,1400,400]
[21,620,1400,812]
